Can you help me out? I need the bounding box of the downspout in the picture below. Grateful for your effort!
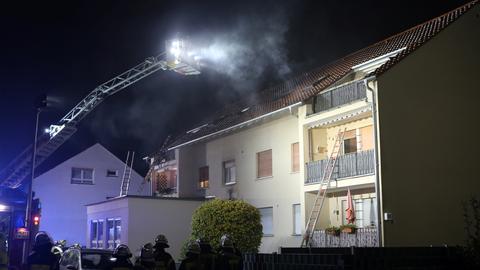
[364,76,383,247]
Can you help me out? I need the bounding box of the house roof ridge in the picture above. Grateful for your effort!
[165,0,477,149]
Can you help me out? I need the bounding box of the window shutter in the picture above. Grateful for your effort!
[257,149,272,178]
[360,125,374,150]
[292,143,300,172]
[344,129,356,139]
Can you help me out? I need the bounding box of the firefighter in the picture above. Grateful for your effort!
[216,235,242,270]
[197,238,216,270]
[178,241,202,270]
[152,235,175,270]
[0,233,8,270]
[107,244,134,270]
[134,243,155,270]
[27,231,59,270]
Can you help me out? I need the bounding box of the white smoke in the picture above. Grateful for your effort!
[188,7,291,92]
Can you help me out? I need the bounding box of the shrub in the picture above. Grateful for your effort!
[190,199,263,253]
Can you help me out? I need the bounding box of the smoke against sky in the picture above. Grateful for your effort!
[190,6,291,92]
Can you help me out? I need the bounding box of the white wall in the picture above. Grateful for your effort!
[177,114,302,252]
[33,143,149,246]
[86,196,203,261]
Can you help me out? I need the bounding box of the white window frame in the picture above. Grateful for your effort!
[292,204,301,235]
[90,219,104,248]
[258,207,274,236]
[71,167,94,185]
[106,218,121,250]
[223,160,236,185]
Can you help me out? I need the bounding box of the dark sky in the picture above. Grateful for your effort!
[0,0,469,177]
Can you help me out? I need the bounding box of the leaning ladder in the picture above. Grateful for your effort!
[120,151,135,196]
[301,129,346,247]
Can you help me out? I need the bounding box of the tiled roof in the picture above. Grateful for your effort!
[168,0,478,149]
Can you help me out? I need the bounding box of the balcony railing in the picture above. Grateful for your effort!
[312,80,366,114]
[305,149,374,184]
[311,227,378,247]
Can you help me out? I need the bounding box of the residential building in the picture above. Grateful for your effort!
[149,1,480,252]
[86,196,203,260]
[33,143,150,246]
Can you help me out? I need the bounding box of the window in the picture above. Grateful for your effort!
[106,218,121,249]
[90,220,104,248]
[291,143,300,172]
[293,204,301,235]
[343,130,357,154]
[199,166,209,188]
[223,160,236,185]
[71,168,94,185]
[259,207,273,236]
[342,198,377,228]
[106,170,118,177]
[257,149,272,178]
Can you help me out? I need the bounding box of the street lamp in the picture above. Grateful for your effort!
[22,94,48,263]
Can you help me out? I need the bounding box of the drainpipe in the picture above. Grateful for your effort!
[364,76,383,247]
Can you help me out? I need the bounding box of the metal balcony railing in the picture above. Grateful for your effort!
[305,149,374,184]
[311,227,378,247]
[312,80,367,114]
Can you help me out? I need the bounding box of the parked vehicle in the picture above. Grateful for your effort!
[59,247,114,270]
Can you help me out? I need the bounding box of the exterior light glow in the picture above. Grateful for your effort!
[0,204,9,211]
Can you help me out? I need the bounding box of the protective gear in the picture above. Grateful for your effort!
[34,231,53,248]
[220,234,234,248]
[113,244,133,258]
[186,241,201,255]
[51,240,67,256]
[134,243,155,270]
[154,234,169,248]
[196,238,216,270]
[179,242,202,270]
[152,240,175,270]
[27,232,59,270]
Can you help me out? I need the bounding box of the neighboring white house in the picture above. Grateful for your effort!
[86,196,203,260]
[33,143,150,246]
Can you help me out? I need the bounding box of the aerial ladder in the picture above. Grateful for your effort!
[0,39,200,189]
[301,129,346,247]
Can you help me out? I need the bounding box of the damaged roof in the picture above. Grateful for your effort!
[168,0,478,150]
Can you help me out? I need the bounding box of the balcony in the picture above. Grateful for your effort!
[305,149,374,184]
[311,80,367,114]
[311,227,378,247]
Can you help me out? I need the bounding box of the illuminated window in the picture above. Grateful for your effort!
[293,204,301,235]
[223,160,236,185]
[257,149,272,178]
[199,166,209,188]
[341,198,377,228]
[291,143,300,172]
[106,218,121,249]
[259,207,273,236]
[90,219,104,248]
[71,168,94,185]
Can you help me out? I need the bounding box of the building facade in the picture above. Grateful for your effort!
[33,143,149,246]
[149,1,480,252]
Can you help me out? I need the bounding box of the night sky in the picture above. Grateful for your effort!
[0,0,469,177]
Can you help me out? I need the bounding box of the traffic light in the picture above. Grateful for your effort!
[33,215,40,226]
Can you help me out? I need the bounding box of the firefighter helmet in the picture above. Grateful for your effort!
[220,234,234,248]
[186,241,201,255]
[154,234,169,248]
[34,231,53,247]
[113,244,132,258]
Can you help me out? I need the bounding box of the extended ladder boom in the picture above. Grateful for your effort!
[0,50,199,189]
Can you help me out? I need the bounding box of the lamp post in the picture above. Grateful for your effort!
[22,94,47,263]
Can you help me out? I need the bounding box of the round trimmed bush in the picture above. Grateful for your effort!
[190,199,262,253]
